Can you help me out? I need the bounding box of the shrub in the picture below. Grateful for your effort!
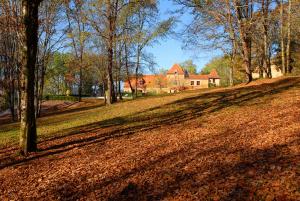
[209,83,217,88]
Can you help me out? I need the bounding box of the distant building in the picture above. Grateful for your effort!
[252,64,283,79]
[124,64,220,93]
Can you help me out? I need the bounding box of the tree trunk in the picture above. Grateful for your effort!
[12,80,16,121]
[8,81,16,122]
[107,35,115,104]
[78,54,83,102]
[286,0,292,73]
[17,71,21,121]
[262,0,272,78]
[234,0,253,83]
[106,0,116,105]
[35,61,39,117]
[226,0,236,86]
[118,50,123,100]
[103,80,107,104]
[124,42,134,96]
[20,0,41,155]
[241,36,252,82]
[280,0,286,75]
[242,39,253,83]
[135,48,141,98]
[37,62,46,117]
[259,58,264,78]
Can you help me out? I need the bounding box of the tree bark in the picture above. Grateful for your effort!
[78,60,83,102]
[135,47,141,98]
[124,42,134,96]
[262,0,272,78]
[226,0,236,86]
[286,0,292,73]
[106,0,116,105]
[118,48,123,100]
[234,0,253,83]
[37,62,46,117]
[9,80,16,121]
[20,0,41,155]
[280,0,286,75]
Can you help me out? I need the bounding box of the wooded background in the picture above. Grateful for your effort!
[0,0,299,154]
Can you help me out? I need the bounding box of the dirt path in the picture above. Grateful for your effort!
[0,78,299,200]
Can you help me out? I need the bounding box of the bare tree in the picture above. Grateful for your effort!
[226,0,238,86]
[133,3,173,97]
[174,0,239,84]
[36,0,64,116]
[64,0,88,102]
[234,0,254,83]
[0,0,22,121]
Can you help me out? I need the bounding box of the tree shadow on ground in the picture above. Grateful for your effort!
[0,77,299,171]
[51,130,299,200]
[40,102,105,118]
[0,100,104,126]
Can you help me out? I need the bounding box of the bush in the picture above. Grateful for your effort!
[209,83,217,88]
[0,96,7,111]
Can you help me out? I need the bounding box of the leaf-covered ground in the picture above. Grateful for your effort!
[0,77,299,200]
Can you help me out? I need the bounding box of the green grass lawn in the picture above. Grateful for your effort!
[0,89,210,148]
[0,77,299,149]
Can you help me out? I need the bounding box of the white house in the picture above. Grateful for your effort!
[252,65,283,79]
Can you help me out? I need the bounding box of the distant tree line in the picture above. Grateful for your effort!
[0,0,173,154]
[0,0,299,154]
[174,0,300,84]
[0,0,174,117]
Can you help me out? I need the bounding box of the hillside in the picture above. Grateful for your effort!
[0,77,299,200]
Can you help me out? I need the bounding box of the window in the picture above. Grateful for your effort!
[191,81,194,85]
[212,79,215,83]
[197,81,200,85]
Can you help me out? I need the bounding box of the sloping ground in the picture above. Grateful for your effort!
[0,98,104,125]
[0,77,299,200]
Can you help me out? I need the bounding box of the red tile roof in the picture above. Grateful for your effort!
[167,64,185,75]
[124,66,220,90]
[208,69,220,79]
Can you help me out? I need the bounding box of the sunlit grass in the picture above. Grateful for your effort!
[0,77,298,149]
[0,90,207,148]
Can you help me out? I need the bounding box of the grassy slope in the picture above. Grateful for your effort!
[0,88,213,147]
[0,76,299,200]
[0,77,299,147]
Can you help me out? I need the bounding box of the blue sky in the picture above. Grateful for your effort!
[146,0,222,73]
